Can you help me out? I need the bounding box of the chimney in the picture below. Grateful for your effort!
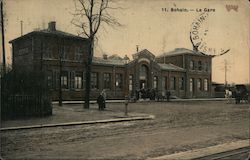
[124,55,130,64]
[103,54,108,60]
[48,21,56,31]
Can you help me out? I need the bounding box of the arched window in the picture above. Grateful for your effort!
[204,79,209,91]
[179,77,184,90]
[139,65,148,80]
[190,78,193,92]
[153,76,158,89]
[197,78,202,91]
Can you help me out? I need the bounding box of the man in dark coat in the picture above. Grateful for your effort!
[166,90,171,102]
[97,94,105,110]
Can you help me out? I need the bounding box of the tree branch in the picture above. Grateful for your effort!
[73,0,122,37]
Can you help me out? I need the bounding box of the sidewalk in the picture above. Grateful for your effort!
[52,98,227,105]
[149,139,250,160]
[1,103,154,130]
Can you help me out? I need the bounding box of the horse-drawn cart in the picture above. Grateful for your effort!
[233,84,250,104]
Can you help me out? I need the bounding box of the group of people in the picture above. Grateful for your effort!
[96,88,172,110]
[135,88,171,101]
[135,88,156,100]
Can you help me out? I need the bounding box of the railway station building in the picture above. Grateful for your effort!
[10,22,213,100]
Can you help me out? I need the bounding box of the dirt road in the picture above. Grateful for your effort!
[1,101,249,159]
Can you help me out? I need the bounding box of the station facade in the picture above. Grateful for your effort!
[10,22,212,100]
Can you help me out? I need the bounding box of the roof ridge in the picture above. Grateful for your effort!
[9,28,88,43]
[158,48,206,57]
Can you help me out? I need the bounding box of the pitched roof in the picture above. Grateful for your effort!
[158,48,207,57]
[108,54,124,60]
[158,63,185,71]
[92,57,125,66]
[9,29,88,43]
[132,49,155,60]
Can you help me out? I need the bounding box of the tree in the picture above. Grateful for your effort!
[72,0,121,109]
[1,0,6,76]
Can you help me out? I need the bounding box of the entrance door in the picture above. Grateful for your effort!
[140,80,146,89]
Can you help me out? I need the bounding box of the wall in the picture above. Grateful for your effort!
[12,37,33,70]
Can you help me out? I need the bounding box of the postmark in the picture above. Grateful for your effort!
[190,12,230,57]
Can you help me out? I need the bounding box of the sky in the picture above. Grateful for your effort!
[0,0,249,84]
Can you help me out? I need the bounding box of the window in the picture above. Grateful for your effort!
[47,71,53,88]
[162,77,166,91]
[153,76,158,89]
[115,74,123,89]
[194,61,198,70]
[197,78,202,91]
[61,46,70,60]
[55,71,60,89]
[139,65,148,80]
[190,61,194,70]
[170,77,176,90]
[204,79,208,91]
[61,71,68,89]
[179,77,184,90]
[164,77,168,90]
[104,73,111,89]
[190,78,193,92]
[198,61,202,71]
[69,72,75,89]
[204,62,209,72]
[43,43,52,59]
[75,47,83,62]
[129,75,133,91]
[53,71,57,89]
[91,72,98,89]
[75,72,83,89]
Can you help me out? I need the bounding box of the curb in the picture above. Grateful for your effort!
[149,139,250,160]
[0,115,155,131]
[52,98,227,105]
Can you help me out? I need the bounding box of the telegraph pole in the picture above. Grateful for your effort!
[20,20,23,36]
[1,1,6,76]
[136,45,139,52]
[58,38,63,106]
[224,59,228,88]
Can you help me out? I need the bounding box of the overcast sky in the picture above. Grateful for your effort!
[1,0,249,84]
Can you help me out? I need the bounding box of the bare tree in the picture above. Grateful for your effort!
[72,0,121,109]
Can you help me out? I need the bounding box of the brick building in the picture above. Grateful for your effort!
[156,48,212,98]
[10,22,212,100]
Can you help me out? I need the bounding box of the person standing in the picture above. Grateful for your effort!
[101,89,107,108]
[166,90,171,102]
[97,94,104,110]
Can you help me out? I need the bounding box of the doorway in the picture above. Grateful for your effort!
[139,65,149,89]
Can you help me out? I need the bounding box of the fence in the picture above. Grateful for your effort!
[1,94,52,120]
